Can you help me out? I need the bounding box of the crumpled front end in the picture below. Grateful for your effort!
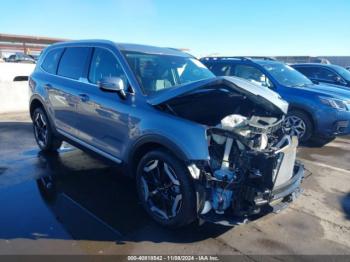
[192,114,304,226]
[153,77,304,225]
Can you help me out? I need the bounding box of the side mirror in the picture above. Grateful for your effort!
[335,76,345,84]
[98,77,127,99]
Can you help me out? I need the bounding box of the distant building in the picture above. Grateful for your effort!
[0,33,68,58]
[319,56,350,67]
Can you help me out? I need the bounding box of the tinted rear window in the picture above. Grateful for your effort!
[41,48,64,74]
[57,47,91,80]
[207,63,234,76]
[294,66,316,77]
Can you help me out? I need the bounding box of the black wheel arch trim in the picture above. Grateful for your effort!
[127,134,190,177]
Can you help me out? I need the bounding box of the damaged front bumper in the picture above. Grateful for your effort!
[198,162,304,226]
[190,133,304,227]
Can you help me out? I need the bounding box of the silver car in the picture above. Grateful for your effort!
[29,40,304,227]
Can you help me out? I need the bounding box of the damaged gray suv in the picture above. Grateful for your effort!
[29,40,304,227]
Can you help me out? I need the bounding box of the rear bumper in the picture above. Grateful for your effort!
[199,163,304,226]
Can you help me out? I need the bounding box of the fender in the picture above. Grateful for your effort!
[287,102,318,130]
[127,134,189,163]
[126,134,192,177]
[29,94,59,136]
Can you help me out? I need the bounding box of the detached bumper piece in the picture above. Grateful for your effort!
[199,163,304,226]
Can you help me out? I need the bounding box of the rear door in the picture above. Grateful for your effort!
[46,47,92,136]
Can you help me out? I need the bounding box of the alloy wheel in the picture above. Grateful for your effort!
[33,111,48,148]
[140,159,183,221]
[283,115,307,139]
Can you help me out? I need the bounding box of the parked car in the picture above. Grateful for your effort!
[29,41,303,228]
[5,53,36,63]
[201,57,350,143]
[29,54,40,62]
[291,63,350,88]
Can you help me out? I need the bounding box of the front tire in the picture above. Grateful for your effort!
[284,110,313,142]
[32,107,62,152]
[136,149,196,228]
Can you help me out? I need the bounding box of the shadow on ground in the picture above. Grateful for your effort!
[35,151,231,244]
[0,121,230,244]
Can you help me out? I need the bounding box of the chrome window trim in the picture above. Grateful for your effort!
[40,45,136,95]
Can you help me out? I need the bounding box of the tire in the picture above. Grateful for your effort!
[32,107,62,152]
[284,110,313,142]
[136,149,196,228]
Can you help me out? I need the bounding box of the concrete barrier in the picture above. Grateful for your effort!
[0,81,29,113]
[0,63,35,114]
[0,63,35,82]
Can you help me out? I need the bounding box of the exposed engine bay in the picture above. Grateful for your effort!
[157,81,304,223]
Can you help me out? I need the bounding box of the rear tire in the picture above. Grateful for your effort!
[136,149,196,228]
[284,110,313,142]
[32,107,62,152]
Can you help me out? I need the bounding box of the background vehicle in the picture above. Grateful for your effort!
[292,63,350,88]
[201,57,350,143]
[5,53,36,63]
[29,41,303,228]
[28,54,40,62]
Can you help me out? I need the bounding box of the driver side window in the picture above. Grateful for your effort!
[314,67,339,82]
[89,48,127,85]
[234,64,273,88]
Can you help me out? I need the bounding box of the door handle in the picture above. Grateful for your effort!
[79,93,89,102]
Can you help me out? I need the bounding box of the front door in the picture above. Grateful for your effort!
[75,47,133,159]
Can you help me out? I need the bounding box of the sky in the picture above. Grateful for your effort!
[0,0,349,57]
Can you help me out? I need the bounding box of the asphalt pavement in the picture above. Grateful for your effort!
[0,113,349,258]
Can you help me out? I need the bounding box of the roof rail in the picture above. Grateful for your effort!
[248,56,276,61]
[200,56,251,61]
[200,56,276,61]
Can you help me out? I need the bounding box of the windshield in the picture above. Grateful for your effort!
[262,63,313,87]
[122,51,215,95]
[333,65,350,81]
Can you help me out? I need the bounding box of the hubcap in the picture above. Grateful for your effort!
[34,111,48,148]
[140,159,182,220]
[283,115,307,139]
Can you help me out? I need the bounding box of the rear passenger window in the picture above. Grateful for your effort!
[234,64,273,88]
[208,63,233,76]
[41,48,63,74]
[57,47,91,80]
[296,67,317,78]
[88,48,126,84]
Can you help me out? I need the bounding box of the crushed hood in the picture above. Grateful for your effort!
[148,76,289,115]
